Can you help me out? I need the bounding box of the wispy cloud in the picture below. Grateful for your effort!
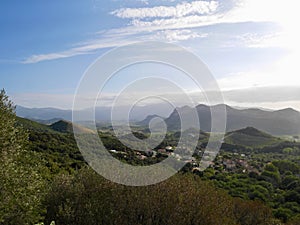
[22,28,208,64]
[130,14,222,31]
[22,1,221,64]
[111,1,218,19]
[23,37,138,64]
[154,29,207,42]
[23,52,90,64]
[219,32,284,49]
[23,0,288,64]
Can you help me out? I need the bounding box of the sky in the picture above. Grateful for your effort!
[1,0,300,110]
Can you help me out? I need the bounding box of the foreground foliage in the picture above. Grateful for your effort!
[0,90,44,224]
[44,169,277,225]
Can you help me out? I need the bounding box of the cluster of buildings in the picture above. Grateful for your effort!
[109,146,259,175]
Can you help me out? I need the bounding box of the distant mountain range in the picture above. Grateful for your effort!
[164,104,300,135]
[16,106,72,121]
[16,104,300,136]
[16,104,173,122]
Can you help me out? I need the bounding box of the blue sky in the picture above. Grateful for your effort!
[1,0,300,109]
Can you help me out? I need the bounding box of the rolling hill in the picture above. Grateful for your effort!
[16,117,56,133]
[16,117,94,134]
[224,127,282,148]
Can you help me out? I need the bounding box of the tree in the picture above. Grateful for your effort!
[0,89,25,155]
[233,198,274,225]
[273,207,293,223]
[273,160,300,175]
[0,89,44,224]
[260,163,281,187]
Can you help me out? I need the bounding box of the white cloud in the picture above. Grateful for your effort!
[155,29,207,42]
[24,52,89,64]
[111,1,219,19]
[237,33,284,48]
[22,25,209,63]
[130,14,222,31]
[23,38,138,64]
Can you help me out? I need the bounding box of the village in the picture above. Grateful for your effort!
[109,145,261,175]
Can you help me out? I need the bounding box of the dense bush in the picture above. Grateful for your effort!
[43,169,276,225]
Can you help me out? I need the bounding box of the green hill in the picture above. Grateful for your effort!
[50,120,95,134]
[225,127,282,148]
[49,120,74,133]
[17,117,95,134]
[16,117,55,132]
